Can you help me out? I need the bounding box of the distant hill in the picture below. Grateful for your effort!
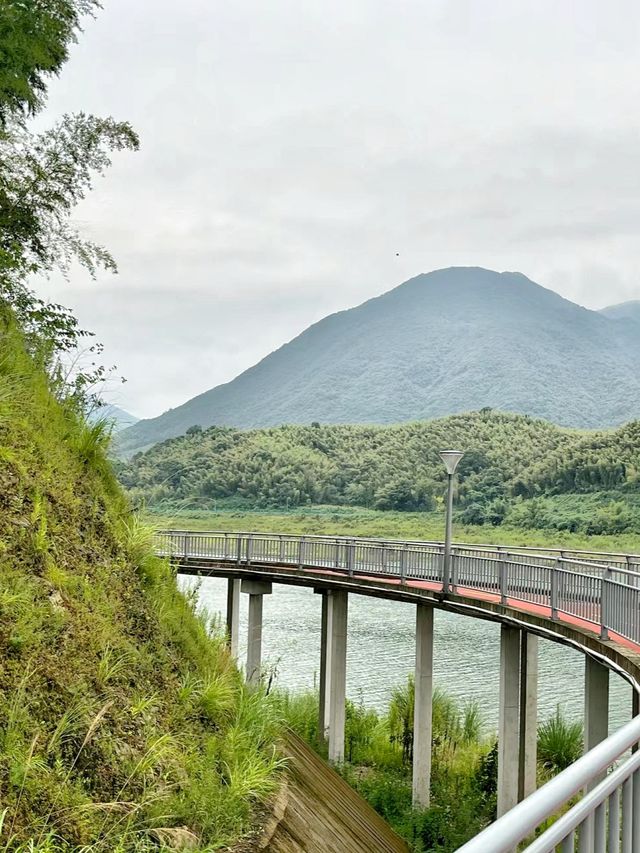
[118,268,640,456]
[119,410,578,510]
[119,411,640,533]
[601,300,640,323]
[91,404,139,432]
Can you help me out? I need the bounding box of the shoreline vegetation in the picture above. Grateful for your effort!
[272,683,583,852]
[143,504,640,554]
[119,414,640,540]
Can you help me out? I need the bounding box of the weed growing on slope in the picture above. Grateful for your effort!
[0,310,284,850]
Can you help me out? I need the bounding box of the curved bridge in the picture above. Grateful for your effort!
[155,530,640,851]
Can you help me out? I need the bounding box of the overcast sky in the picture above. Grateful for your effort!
[36,0,640,418]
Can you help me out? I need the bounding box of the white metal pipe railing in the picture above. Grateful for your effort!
[456,715,640,853]
[158,528,640,566]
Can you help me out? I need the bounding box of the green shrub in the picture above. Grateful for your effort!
[537,707,583,775]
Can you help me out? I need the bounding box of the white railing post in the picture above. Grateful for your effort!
[346,541,355,577]
[299,537,306,569]
[450,548,458,592]
[551,566,559,620]
[601,569,611,641]
[400,546,408,584]
[499,555,508,605]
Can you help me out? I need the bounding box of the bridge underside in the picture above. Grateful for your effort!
[174,555,640,689]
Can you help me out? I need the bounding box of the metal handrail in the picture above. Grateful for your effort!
[155,530,640,647]
[159,528,640,565]
[457,715,640,853]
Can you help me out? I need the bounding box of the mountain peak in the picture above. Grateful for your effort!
[117,268,640,457]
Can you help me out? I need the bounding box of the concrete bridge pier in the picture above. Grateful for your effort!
[241,579,272,687]
[519,632,538,802]
[580,656,610,849]
[328,590,348,764]
[413,603,434,808]
[317,589,334,743]
[498,626,539,818]
[226,578,241,661]
[584,656,609,758]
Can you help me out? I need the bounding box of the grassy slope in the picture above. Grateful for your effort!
[0,312,281,851]
[146,505,640,554]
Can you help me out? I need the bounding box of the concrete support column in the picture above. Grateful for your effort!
[328,590,348,764]
[498,625,521,817]
[584,656,610,756]
[318,590,333,743]
[225,578,241,662]
[581,656,610,847]
[241,579,272,688]
[518,632,538,802]
[413,604,434,808]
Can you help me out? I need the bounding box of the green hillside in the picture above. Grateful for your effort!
[118,268,640,456]
[119,412,640,536]
[119,411,570,507]
[519,420,640,495]
[0,310,281,849]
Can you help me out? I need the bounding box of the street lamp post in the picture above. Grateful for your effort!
[439,450,464,594]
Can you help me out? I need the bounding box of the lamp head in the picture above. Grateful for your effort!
[439,450,464,476]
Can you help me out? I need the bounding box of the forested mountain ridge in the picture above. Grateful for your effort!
[118,411,585,509]
[119,411,640,533]
[118,267,640,456]
[520,420,640,495]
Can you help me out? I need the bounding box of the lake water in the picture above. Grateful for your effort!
[182,575,633,732]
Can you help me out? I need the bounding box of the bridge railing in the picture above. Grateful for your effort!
[155,528,640,571]
[457,713,640,853]
[153,530,640,648]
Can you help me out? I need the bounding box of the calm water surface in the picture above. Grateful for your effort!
[182,576,632,732]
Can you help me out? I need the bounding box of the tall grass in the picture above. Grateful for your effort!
[537,706,583,775]
[0,311,284,850]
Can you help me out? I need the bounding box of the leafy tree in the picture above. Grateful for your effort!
[0,1,138,410]
[0,0,100,123]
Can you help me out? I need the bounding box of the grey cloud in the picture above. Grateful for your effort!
[32,0,640,416]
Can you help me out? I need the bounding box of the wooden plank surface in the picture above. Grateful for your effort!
[257,731,410,853]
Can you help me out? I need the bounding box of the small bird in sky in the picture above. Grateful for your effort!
[395,252,400,256]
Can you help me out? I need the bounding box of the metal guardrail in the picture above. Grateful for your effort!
[158,528,640,569]
[154,530,640,648]
[154,530,640,851]
[457,714,640,853]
